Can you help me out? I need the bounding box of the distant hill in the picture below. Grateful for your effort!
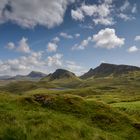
[42,69,78,81]
[27,71,47,78]
[9,71,47,80]
[80,63,140,79]
[0,75,11,80]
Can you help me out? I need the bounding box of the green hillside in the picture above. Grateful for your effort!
[0,64,140,140]
[0,92,140,140]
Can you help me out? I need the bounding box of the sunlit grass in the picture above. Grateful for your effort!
[0,71,140,139]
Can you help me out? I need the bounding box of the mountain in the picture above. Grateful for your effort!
[27,71,47,78]
[9,71,47,80]
[42,69,78,81]
[81,63,140,79]
[0,75,11,80]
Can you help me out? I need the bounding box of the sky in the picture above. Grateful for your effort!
[0,0,140,76]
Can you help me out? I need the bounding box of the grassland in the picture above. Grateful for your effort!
[0,72,140,140]
[111,101,140,122]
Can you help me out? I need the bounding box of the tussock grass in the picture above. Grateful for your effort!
[0,71,140,139]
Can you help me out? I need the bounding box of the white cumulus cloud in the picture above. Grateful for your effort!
[93,28,125,49]
[71,0,114,26]
[5,37,31,53]
[52,37,60,43]
[135,36,140,41]
[47,54,63,67]
[71,0,137,26]
[0,0,75,28]
[0,51,45,75]
[128,46,139,53]
[75,33,80,38]
[6,42,15,50]
[72,37,92,50]
[60,32,73,39]
[71,9,84,21]
[47,42,58,53]
[16,37,31,53]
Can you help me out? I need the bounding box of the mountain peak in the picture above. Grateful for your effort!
[100,63,115,67]
[28,71,47,78]
[55,69,71,73]
[42,69,77,81]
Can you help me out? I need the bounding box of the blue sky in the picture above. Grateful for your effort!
[0,0,140,76]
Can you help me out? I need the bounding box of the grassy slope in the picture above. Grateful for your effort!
[111,101,140,122]
[0,93,140,140]
[0,71,140,140]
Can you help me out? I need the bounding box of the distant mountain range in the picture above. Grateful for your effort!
[0,63,140,81]
[80,63,140,79]
[0,75,12,80]
[5,71,47,81]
